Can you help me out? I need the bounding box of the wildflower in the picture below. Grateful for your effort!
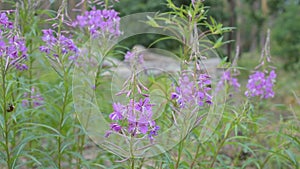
[148,125,160,141]
[109,102,125,120]
[107,97,159,141]
[217,70,240,91]
[124,51,135,62]
[73,7,121,38]
[105,123,122,138]
[106,51,159,141]
[110,123,122,132]
[128,98,154,135]
[124,50,144,68]
[245,70,276,99]
[39,29,78,61]
[171,71,212,108]
[6,36,28,58]
[22,87,44,108]
[0,13,28,71]
[59,35,78,54]
[0,13,13,31]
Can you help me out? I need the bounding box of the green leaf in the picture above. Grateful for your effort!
[213,36,223,48]
[146,16,160,27]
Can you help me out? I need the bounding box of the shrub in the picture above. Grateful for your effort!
[272,5,300,71]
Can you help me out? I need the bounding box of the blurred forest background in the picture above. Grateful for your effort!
[0,0,299,71]
[0,1,299,167]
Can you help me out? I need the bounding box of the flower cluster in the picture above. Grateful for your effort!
[217,70,240,91]
[171,71,212,108]
[0,13,13,33]
[0,13,28,71]
[39,29,78,60]
[22,87,44,108]
[73,7,121,38]
[124,51,144,65]
[106,50,159,141]
[245,70,276,99]
[124,51,135,62]
[106,97,160,141]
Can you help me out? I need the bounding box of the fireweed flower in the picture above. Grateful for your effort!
[106,97,159,141]
[0,13,13,33]
[217,70,240,91]
[245,70,276,99]
[124,51,135,62]
[124,51,144,65]
[39,29,78,61]
[171,71,212,108]
[22,87,44,108]
[73,7,121,38]
[0,13,28,71]
[109,102,125,120]
[106,51,159,141]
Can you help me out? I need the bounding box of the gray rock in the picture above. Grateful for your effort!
[103,45,221,78]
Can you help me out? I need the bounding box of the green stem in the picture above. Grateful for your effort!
[56,2,68,168]
[130,137,135,169]
[209,131,228,168]
[28,41,33,149]
[77,131,85,169]
[75,36,101,168]
[131,159,135,169]
[1,64,11,168]
[209,119,235,168]
[138,158,145,169]
[57,72,69,169]
[190,143,201,169]
[105,0,109,9]
[175,138,185,169]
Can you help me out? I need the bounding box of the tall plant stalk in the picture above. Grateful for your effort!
[1,64,11,169]
[57,72,70,169]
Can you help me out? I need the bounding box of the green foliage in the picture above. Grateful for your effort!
[114,0,189,51]
[272,5,300,71]
[0,0,299,169]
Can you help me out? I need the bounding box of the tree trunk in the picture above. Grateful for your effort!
[236,0,242,58]
[227,0,236,62]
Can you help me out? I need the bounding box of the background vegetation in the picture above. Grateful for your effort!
[0,0,299,169]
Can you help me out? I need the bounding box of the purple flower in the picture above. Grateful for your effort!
[59,35,78,53]
[105,123,122,138]
[245,70,276,99]
[110,123,122,132]
[217,70,240,91]
[73,7,121,38]
[109,102,125,120]
[0,16,28,71]
[0,13,13,31]
[106,97,159,141]
[41,29,57,44]
[128,121,148,135]
[135,97,153,116]
[39,46,50,54]
[123,50,144,65]
[22,87,44,108]
[148,125,160,142]
[171,72,212,108]
[15,63,28,71]
[124,51,134,62]
[127,98,153,133]
[40,29,78,61]
[7,36,28,59]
